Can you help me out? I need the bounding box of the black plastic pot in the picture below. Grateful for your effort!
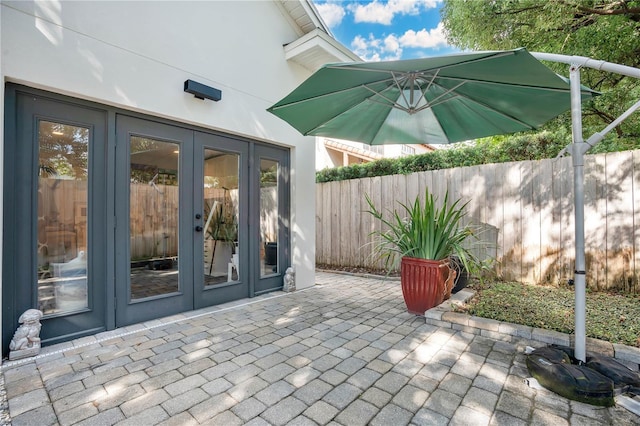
[265,242,278,265]
[451,256,469,294]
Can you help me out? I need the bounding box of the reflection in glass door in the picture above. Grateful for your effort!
[193,132,248,309]
[203,149,239,286]
[115,116,192,327]
[129,137,180,299]
[254,144,289,295]
[37,121,89,315]
[260,159,279,277]
[4,88,107,350]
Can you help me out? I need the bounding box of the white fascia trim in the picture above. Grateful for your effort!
[285,28,361,65]
[301,0,332,36]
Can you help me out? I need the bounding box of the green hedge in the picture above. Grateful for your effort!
[316,130,640,183]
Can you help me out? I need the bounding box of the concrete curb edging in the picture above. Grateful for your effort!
[427,288,640,370]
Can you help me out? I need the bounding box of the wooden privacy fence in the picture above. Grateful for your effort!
[316,149,640,292]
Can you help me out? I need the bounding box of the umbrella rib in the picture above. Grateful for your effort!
[412,70,439,109]
[415,81,466,112]
[362,83,412,113]
[423,82,538,129]
[428,74,575,93]
[366,96,411,113]
[393,72,413,111]
[268,83,385,110]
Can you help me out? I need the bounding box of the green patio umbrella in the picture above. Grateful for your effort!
[267,48,595,145]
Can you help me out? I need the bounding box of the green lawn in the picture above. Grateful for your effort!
[456,281,640,348]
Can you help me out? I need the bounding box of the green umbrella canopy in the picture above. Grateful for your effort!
[267,48,597,145]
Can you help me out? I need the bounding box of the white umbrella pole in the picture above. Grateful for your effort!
[569,64,587,363]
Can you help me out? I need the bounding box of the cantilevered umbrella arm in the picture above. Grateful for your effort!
[532,52,640,363]
[584,99,640,152]
[532,52,640,80]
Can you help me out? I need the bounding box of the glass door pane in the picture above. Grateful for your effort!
[203,149,239,286]
[253,144,289,295]
[129,137,180,300]
[260,159,279,277]
[115,115,192,327]
[193,132,248,309]
[37,121,89,315]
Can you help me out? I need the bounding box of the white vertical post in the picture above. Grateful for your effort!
[569,64,587,363]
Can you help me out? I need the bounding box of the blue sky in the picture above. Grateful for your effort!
[312,0,460,61]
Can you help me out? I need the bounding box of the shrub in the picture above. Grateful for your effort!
[316,129,640,183]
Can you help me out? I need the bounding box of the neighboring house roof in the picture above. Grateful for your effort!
[324,139,383,162]
[276,0,361,71]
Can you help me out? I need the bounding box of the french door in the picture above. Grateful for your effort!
[115,117,255,326]
[3,90,108,347]
[114,117,290,326]
[193,132,250,309]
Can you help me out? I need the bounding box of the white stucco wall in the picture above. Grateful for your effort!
[1,1,316,294]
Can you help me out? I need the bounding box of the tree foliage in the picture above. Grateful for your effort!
[441,0,640,141]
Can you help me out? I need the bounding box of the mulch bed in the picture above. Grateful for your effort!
[316,263,400,278]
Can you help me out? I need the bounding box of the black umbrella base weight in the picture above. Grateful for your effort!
[526,344,640,407]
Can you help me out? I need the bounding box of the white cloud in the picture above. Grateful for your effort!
[350,0,441,25]
[315,2,346,28]
[351,33,403,62]
[349,22,449,61]
[398,22,447,49]
[351,35,369,51]
[351,1,394,25]
[384,34,400,53]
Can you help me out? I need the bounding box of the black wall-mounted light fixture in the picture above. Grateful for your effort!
[184,79,222,102]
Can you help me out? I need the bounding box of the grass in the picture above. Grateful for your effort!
[456,280,640,347]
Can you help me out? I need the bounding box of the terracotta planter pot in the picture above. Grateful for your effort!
[400,257,456,315]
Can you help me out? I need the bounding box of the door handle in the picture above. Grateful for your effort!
[195,226,203,232]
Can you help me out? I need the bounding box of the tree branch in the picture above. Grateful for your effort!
[560,0,640,18]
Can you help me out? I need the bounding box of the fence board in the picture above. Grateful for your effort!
[316,184,324,265]
[634,151,640,293]
[550,158,564,285]
[321,182,332,266]
[502,162,521,281]
[360,178,372,267]
[406,172,420,209]
[370,176,382,269]
[339,180,350,265]
[330,181,340,266]
[559,156,575,285]
[521,160,539,283]
[418,170,433,203]
[538,159,556,284]
[350,178,362,266]
[394,174,407,207]
[584,154,603,289]
[605,151,635,291]
[484,164,503,274]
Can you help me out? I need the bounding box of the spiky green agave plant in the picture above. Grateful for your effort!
[365,189,479,273]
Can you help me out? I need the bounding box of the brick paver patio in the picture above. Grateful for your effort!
[2,272,638,425]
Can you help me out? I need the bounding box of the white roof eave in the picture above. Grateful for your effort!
[285,28,361,72]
